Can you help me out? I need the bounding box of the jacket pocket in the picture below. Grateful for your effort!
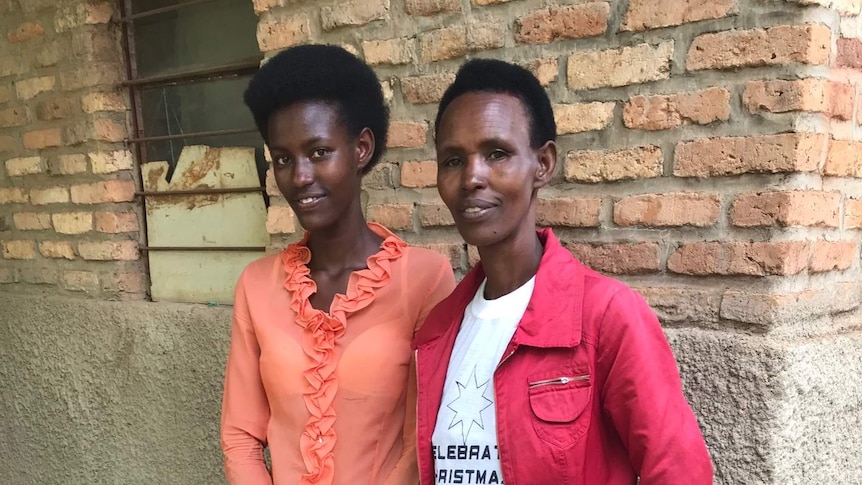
[528,372,591,448]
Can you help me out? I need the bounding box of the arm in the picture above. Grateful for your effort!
[596,288,713,485]
[221,270,274,485]
[384,261,455,485]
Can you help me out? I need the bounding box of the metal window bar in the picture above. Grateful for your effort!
[119,0,265,258]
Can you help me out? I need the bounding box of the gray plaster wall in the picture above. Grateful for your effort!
[0,291,230,485]
[2,292,862,485]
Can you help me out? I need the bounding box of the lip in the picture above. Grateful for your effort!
[293,194,326,211]
[457,198,497,221]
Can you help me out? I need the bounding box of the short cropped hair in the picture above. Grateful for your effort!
[435,59,556,148]
[244,44,389,173]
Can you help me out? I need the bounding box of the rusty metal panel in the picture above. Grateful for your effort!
[142,145,268,304]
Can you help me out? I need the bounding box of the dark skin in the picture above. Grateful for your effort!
[436,92,556,300]
[268,101,383,312]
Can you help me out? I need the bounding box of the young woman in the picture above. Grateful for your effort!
[221,45,455,485]
[414,59,712,484]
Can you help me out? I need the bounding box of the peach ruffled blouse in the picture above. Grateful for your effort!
[221,223,455,485]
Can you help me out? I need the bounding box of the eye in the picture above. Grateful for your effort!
[488,149,508,161]
[310,148,331,160]
[441,156,462,168]
[273,155,291,167]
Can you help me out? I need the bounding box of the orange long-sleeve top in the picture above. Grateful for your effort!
[221,223,455,485]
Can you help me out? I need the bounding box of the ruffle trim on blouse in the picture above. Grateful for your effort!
[281,223,406,484]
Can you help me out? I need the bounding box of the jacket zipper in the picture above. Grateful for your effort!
[415,349,424,485]
[528,374,590,389]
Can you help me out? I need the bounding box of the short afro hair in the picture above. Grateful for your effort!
[435,58,556,149]
[244,44,389,174]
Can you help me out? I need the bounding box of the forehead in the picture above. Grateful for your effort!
[436,92,531,146]
[268,100,346,143]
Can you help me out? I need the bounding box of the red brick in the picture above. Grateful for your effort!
[0,84,10,103]
[13,212,51,230]
[554,102,615,134]
[89,150,133,174]
[266,205,295,234]
[40,241,76,260]
[473,0,511,4]
[725,242,809,276]
[52,212,93,235]
[405,0,460,16]
[363,162,397,190]
[2,240,36,260]
[837,37,862,68]
[81,91,127,113]
[467,244,480,266]
[18,268,57,285]
[0,187,29,204]
[91,118,125,142]
[623,87,730,130]
[744,79,854,120]
[674,133,827,178]
[59,63,123,90]
[367,203,414,231]
[635,287,720,325]
[516,3,609,44]
[0,136,16,153]
[8,22,44,43]
[565,146,662,183]
[419,202,454,227]
[362,38,415,65]
[71,180,135,204]
[687,24,831,71]
[388,122,427,148]
[63,271,100,292]
[810,240,857,272]
[566,242,660,274]
[252,0,278,14]
[401,160,437,188]
[30,187,69,205]
[730,191,840,227]
[668,241,809,276]
[614,193,720,227]
[36,98,76,121]
[5,156,42,176]
[256,11,310,52]
[666,242,722,275]
[78,240,139,261]
[419,26,467,63]
[622,0,736,31]
[94,211,138,233]
[55,2,114,31]
[401,73,456,104]
[824,139,862,177]
[15,76,55,100]
[49,154,88,175]
[523,58,558,86]
[567,42,673,90]
[846,199,862,229]
[468,23,505,53]
[23,128,63,149]
[537,197,602,227]
[0,106,29,128]
[320,0,389,31]
[103,271,146,294]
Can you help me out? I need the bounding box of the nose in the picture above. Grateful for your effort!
[291,157,313,188]
[461,156,487,191]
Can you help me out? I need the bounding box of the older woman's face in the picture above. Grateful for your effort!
[435,92,554,250]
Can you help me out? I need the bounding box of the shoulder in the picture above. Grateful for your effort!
[235,252,282,289]
[396,245,454,280]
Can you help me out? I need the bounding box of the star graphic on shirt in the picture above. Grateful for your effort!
[446,365,494,444]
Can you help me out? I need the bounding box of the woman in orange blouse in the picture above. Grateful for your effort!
[221,45,455,485]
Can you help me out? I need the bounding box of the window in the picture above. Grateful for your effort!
[119,0,269,304]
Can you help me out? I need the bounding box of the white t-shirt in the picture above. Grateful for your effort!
[432,276,536,485]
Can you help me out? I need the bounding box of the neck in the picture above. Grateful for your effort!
[478,224,543,300]
[306,203,381,272]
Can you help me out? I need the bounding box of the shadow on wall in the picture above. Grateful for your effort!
[0,291,231,485]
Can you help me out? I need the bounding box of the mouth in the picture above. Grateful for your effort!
[294,194,325,210]
[459,199,497,221]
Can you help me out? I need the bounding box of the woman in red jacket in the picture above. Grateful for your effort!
[413,58,713,484]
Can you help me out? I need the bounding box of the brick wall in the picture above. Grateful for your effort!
[0,0,145,298]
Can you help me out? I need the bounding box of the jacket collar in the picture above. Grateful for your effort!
[414,228,584,349]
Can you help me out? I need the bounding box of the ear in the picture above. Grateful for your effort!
[533,140,557,189]
[355,127,375,173]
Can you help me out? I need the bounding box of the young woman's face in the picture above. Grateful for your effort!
[267,101,372,233]
[435,92,555,249]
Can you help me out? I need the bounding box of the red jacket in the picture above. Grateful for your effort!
[413,229,713,484]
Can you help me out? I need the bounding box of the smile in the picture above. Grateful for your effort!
[295,195,325,209]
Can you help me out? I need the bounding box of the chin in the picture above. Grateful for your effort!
[455,223,506,249]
